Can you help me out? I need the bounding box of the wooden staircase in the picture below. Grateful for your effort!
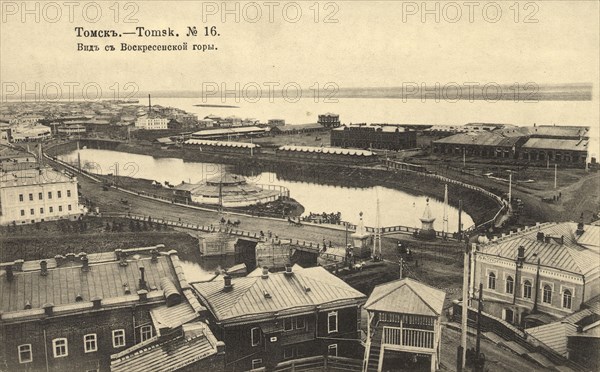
[363,325,384,372]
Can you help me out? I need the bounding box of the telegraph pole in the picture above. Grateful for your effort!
[508,171,512,204]
[458,242,472,371]
[554,164,557,189]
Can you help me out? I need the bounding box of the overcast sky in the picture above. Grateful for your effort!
[1,1,599,95]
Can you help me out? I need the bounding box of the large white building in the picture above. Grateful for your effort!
[0,167,83,225]
[135,113,169,130]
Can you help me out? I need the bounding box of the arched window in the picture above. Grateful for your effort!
[563,290,572,309]
[523,280,532,299]
[506,276,514,294]
[488,272,496,290]
[543,285,552,304]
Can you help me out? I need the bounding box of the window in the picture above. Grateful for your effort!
[57,190,62,198]
[284,318,294,331]
[38,192,43,200]
[68,205,72,211]
[140,325,153,342]
[19,194,23,202]
[29,193,33,201]
[84,334,97,353]
[49,207,53,213]
[328,311,338,333]
[296,316,306,330]
[30,208,34,215]
[251,359,263,369]
[48,191,52,199]
[328,344,338,357]
[543,285,552,304]
[20,210,25,216]
[67,190,71,197]
[563,290,572,309]
[251,327,260,347]
[40,208,44,214]
[506,276,514,294]
[52,338,68,358]
[18,344,32,363]
[488,272,496,290]
[523,280,532,299]
[112,329,126,348]
[59,206,63,212]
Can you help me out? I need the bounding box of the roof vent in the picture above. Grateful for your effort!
[81,254,90,272]
[304,286,311,292]
[263,290,271,299]
[40,260,48,276]
[139,267,147,290]
[536,232,544,242]
[42,303,54,316]
[24,301,31,310]
[75,294,83,302]
[223,275,233,292]
[124,284,131,295]
[92,297,102,309]
[261,266,269,279]
[160,277,182,307]
[5,265,14,282]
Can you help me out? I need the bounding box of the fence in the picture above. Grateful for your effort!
[250,356,362,372]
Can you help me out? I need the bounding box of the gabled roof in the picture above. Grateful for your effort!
[433,131,521,147]
[192,266,366,323]
[526,322,578,356]
[364,278,446,317]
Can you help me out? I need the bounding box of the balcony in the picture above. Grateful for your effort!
[382,326,434,351]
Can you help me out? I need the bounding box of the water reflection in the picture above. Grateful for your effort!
[59,148,474,231]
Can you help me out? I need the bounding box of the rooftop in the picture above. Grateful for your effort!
[0,167,75,188]
[433,131,522,147]
[110,322,219,372]
[364,278,446,316]
[521,138,588,152]
[278,145,374,156]
[478,222,599,275]
[192,266,366,324]
[185,139,259,148]
[0,246,193,320]
[191,126,267,137]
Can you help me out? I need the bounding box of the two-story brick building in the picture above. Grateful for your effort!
[192,264,367,371]
[331,124,417,151]
[473,221,600,327]
[0,245,222,372]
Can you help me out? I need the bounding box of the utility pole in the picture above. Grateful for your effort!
[443,184,448,238]
[475,282,485,372]
[508,171,512,204]
[399,257,403,279]
[458,199,463,239]
[463,147,466,167]
[554,164,557,189]
[458,242,472,371]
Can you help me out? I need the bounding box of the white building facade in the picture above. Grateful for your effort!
[0,168,83,225]
[135,115,169,130]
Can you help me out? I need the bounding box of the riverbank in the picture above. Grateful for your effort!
[46,139,498,226]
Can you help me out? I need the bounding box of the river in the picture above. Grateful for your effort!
[58,148,475,232]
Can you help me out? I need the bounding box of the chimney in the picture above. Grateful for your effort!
[54,254,65,267]
[5,265,14,282]
[148,94,152,113]
[536,232,545,242]
[263,290,271,299]
[42,303,54,316]
[223,275,233,292]
[40,260,48,276]
[137,289,148,301]
[151,249,159,263]
[516,246,525,268]
[91,297,102,309]
[284,263,293,276]
[81,254,90,272]
[139,267,147,290]
[66,253,76,262]
[576,213,585,235]
[261,266,269,279]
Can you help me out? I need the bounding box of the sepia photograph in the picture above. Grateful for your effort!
[0,1,599,371]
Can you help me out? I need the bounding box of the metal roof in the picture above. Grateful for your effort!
[278,145,374,156]
[521,138,588,152]
[576,225,600,249]
[110,322,218,372]
[479,223,599,275]
[185,139,259,148]
[150,301,198,332]
[192,266,366,323]
[191,126,267,137]
[364,278,446,316]
[526,322,578,356]
[0,167,76,188]
[0,248,180,314]
[433,131,521,147]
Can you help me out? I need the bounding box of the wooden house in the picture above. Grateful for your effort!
[363,278,446,372]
